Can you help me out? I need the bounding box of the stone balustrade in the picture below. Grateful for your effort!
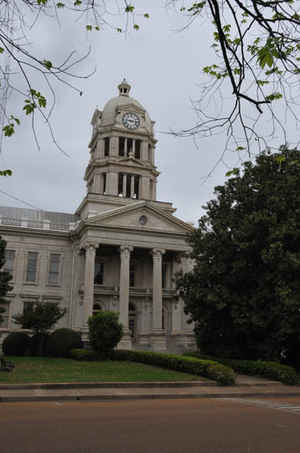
[0,216,79,232]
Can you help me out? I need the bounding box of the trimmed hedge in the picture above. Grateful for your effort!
[3,332,31,356]
[185,352,299,385]
[70,348,100,361]
[70,348,235,385]
[46,328,83,358]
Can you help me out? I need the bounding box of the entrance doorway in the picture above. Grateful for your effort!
[129,302,137,341]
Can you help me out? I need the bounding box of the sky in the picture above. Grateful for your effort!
[0,2,299,224]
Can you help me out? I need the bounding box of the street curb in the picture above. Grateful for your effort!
[0,381,213,390]
[2,390,300,403]
[0,380,286,391]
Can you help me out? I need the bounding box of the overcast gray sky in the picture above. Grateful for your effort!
[0,2,299,224]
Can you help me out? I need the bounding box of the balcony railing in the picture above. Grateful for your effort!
[93,285,176,298]
[0,216,78,232]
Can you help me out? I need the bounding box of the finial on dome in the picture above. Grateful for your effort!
[118,78,131,96]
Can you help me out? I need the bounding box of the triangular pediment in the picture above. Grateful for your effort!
[85,201,194,234]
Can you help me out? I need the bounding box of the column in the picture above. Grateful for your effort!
[110,136,118,157]
[151,248,165,330]
[93,174,101,194]
[106,172,118,195]
[122,174,127,197]
[130,175,135,198]
[82,243,97,328]
[118,245,133,349]
[95,139,104,159]
[140,176,150,200]
[151,248,167,351]
[141,140,148,161]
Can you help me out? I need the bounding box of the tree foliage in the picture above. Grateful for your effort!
[88,311,123,358]
[0,0,149,153]
[172,0,300,156]
[0,236,13,325]
[179,147,300,364]
[0,1,299,159]
[13,301,66,334]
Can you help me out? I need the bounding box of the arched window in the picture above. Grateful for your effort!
[93,303,102,316]
[104,137,110,157]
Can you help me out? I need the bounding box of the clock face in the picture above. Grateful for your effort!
[122,112,140,129]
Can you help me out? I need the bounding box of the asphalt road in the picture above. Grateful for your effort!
[1,397,300,453]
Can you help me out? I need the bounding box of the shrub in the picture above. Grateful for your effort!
[88,311,123,358]
[2,332,31,356]
[30,333,49,356]
[13,301,66,335]
[186,352,299,385]
[113,350,236,385]
[70,348,235,385]
[46,328,83,357]
[70,348,100,361]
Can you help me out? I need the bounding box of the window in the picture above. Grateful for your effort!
[162,262,168,289]
[104,137,110,157]
[127,138,133,156]
[26,252,38,282]
[48,253,61,285]
[93,303,102,316]
[23,301,34,314]
[119,137,125,156]
[4,250,15,275]
[103,173,107,194]
[94,262,104,285]
[134,175,140,199]
[118,173,124,196]
[148,144,152,161]
[135,140,141,159]
[129,261,135,287]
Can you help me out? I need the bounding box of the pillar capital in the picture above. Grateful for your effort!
[151,248,165,259]
[120,245,133,258]
[81,241,99,252]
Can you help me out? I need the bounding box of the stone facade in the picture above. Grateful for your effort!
[0,80,196,353]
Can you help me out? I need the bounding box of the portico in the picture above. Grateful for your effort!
[78,237,192,352]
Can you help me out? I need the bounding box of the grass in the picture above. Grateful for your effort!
[0,356,201,384]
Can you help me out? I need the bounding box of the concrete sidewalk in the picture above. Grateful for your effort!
[1,375,300,403]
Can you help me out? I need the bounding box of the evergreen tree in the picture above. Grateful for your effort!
[179,147,300,366]
[0,237,13,326]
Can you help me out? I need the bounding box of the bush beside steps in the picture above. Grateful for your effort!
[185,352,299,385]
[70,348,236,386]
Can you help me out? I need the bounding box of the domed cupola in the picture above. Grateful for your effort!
[118,78,131,96]
[82,80,160,214]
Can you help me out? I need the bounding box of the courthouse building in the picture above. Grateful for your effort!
[0,80,195,352]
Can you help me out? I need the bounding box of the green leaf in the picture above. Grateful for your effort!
[86,25,92,31]
[225,168,240,177]
[56,2,64,7]
[125,5,135,13]
[2,124,15,137]
[43,60,53,70]
[133,24,140,31]
[0,169,12,176]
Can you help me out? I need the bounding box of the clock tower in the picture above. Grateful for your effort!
[76,79,166,219]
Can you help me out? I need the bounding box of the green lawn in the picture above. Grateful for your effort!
[0,357,201,384]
